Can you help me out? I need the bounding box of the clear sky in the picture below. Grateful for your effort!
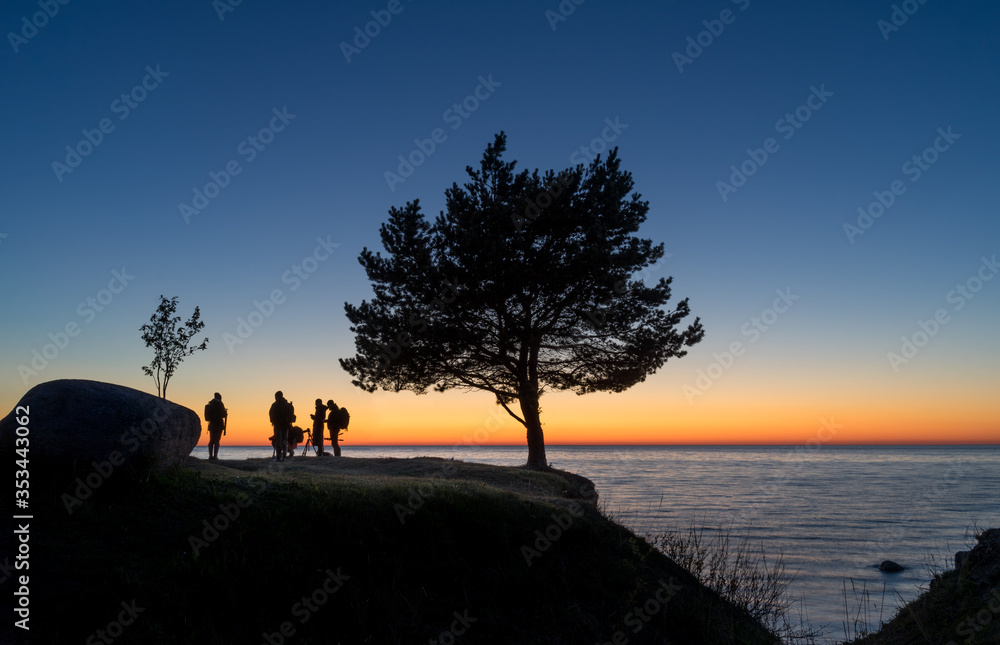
[2,0,998,448]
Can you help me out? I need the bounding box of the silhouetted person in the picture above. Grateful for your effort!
[326,400,343,457]
[269,391,294,462]
[310,399,327,456]
[204,392,227,461]
[288,425,305,455]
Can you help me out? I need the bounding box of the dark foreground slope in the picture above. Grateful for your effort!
[2,455,777,644]
[848,528,1000,645]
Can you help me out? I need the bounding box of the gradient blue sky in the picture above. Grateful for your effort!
[2,1,998,445]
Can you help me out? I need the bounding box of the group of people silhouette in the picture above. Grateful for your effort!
[203,391,350,462]
[268,391,350,461]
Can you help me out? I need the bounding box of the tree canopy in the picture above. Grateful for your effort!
[140,295,208,399]
[341,133,703,468]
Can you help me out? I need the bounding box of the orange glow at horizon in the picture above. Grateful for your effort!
[193,386,998,447]
[9,348,992,451]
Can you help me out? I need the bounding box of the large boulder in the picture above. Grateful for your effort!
[0,379,200,479]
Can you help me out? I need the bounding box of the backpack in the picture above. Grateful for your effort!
[204,399,224,423]
[338,407,350,430]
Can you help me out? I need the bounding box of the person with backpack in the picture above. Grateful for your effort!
[268,391,294,462]
[310,398,327,456]
[204,392,228,461]
[288,425,305,454]
[326,399,349,457]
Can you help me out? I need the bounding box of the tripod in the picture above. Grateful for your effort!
[301,428,317,456]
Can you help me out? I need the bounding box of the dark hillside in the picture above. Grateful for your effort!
[2,456,778,644]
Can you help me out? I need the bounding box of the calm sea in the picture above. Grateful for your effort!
[192,444,1000,642]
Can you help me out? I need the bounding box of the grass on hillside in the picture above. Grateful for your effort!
[844,526,1000,645]
[4,455,779,645]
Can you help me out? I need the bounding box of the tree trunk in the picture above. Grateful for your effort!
[520,389,547,469]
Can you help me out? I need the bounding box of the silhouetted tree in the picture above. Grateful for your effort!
[140,295,208,399]
[341,133,703,469]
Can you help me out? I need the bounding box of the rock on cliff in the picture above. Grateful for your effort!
[0,379,200,478]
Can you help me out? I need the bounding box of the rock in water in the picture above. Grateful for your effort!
[879,560,905,573]
[0,379,200,478]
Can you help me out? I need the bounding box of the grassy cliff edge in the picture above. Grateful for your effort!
[847,527,1000,645]
[8,456,779,644]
